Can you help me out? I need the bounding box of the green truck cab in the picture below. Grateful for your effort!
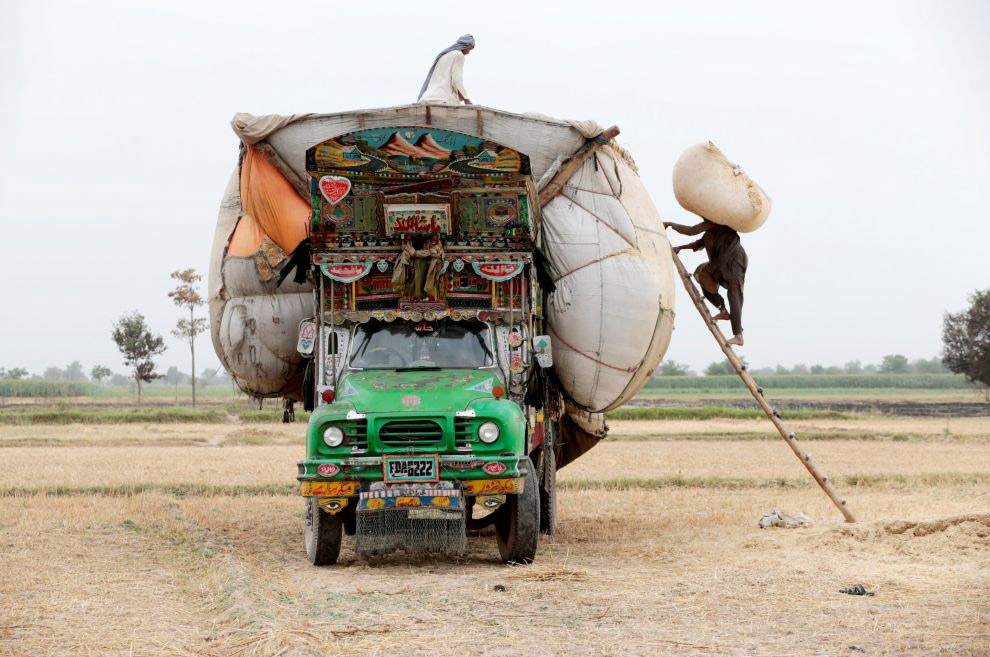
[294,126,557,564]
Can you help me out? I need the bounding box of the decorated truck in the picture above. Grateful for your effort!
[209,105,677,565]
[297,126,555,564]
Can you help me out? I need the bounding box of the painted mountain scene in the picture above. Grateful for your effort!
[307,127,528,178]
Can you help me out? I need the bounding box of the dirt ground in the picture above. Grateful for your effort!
[1,418,988,656]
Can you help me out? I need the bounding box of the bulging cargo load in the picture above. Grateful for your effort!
[541,132,675,413]
[209,103,676,465]
[672,141,771,233]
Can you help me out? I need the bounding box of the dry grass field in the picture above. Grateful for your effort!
[1,409,988,656]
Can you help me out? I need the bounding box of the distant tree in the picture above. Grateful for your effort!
[43,366,64,381]
[878,354,909,374]
[911,356,947,374]
[168,269,209,407]
[790,364,809,375]
[863,364,878,374]
[705,358,744,376]
[658,360,692,376]
[775,364,790,375]
[110,373,130,386]
[0,367,28,380]
[844,360,863,374]
[164,366,188,386]
[824,366,844,375]
[942,289,990,399]
[750,366,776,377]
[198,367,226,389]
[809,364,826,375]
[90,365,112,383]
[111,311,166,402]
[64,361,88,382]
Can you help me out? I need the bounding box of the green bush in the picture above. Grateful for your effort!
[643,373,972,390]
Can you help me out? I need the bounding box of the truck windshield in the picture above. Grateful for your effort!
[349,319,494,369]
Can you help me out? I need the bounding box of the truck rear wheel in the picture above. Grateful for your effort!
[495,457,540,564]
[304,498,343,566]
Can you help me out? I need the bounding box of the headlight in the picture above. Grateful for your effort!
[478,422,500,444]
[322,426,344,447]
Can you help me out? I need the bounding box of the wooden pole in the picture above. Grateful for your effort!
[669,249,857,523]
[538,126,621,207]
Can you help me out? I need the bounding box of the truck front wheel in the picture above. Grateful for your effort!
[495,457,540,564]
[304,498,343,566]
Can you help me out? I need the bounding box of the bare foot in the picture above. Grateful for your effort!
[712,308,730,321]
[726,334,744,347]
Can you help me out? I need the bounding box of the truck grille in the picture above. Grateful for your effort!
[454,418,475,448]
[378,419,444,447]
[342,419,368,451]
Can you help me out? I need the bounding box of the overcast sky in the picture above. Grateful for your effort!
[1,0,988,377]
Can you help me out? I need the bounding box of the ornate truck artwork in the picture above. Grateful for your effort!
[320,262,373,283]
[385,204,451,235]
[296,320,316,356]
[306,128,530,179]
[318,175,352,205]
[472,260,525,282]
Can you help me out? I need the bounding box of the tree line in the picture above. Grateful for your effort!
[658,354,950,377]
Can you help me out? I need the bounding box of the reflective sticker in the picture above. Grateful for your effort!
[336,378,358,398]
[301,481,360,497]
[395,496,421,507]
[366,497,385,510]
[467,378,495,393]
[483,462,508,475]
[316,463,340,477]
[401,394,421,407]
[432,496,452,507]
[463,478,523,494]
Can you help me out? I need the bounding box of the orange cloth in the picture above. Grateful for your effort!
[228,146,309,257]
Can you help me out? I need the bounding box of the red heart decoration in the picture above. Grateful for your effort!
[319,175,351,205]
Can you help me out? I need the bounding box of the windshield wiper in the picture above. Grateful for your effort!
[395,367,441,371]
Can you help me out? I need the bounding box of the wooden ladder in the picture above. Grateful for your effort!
[670,251,857,523]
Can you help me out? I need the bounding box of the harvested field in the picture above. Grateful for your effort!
[1,414,988,656]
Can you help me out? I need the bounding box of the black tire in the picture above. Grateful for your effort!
[539,445,558,535]
[304,498,343,566]
[495,456,540,564]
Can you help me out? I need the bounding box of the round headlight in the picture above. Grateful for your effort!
[478,421,500,444]
[322,426,344,447]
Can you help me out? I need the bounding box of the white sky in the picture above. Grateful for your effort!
[1,0,988,376]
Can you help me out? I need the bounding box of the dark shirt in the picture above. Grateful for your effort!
[683,221,748,284]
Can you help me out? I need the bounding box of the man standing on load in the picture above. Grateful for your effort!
[665,219,748,346]
[417,35,475,105]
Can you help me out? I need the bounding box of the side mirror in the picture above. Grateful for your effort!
[532,335,553,368]
[296,319,316,357]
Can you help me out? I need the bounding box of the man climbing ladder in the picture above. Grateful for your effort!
[665,218,747,346]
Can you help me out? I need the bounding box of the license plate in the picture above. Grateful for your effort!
[383,455,438,482]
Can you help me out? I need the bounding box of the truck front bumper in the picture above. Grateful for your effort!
[297,454,529,493]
